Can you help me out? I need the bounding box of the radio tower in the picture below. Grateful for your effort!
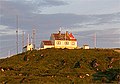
[22,31,25,51]
[27,34,30,45]
[32,28,35,49]
[16,15,18,54]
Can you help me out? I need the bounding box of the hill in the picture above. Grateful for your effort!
[0,48,120,84]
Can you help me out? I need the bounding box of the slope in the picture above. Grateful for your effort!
[0,48,120,83]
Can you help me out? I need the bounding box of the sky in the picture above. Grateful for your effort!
[0,0,120,58]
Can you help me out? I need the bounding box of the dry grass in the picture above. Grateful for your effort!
[114,50,120,53]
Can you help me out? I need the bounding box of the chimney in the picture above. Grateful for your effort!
[58,27,62,35]
[58,30,61,35]
[65,31,69,40]
[66,31,69,36]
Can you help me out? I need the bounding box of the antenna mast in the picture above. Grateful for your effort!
[22,31,24,49]
[27,34,30,45]
[16,15,18,54]
[32,28,35,49]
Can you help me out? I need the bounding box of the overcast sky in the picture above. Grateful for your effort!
[0,0,120,58]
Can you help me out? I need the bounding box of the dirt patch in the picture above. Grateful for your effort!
[114,50,120,53]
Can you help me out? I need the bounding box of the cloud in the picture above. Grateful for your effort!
[38,0,68,6]
[0,0,34,16]
[1,12,120,35]
[41,0,120,15]
[0,25,23,36]
[1,0,119,31]
[0,0,68,30]
[0,0,68,16]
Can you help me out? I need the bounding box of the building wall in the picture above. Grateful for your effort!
[83,45,89,49]
[50,34,55,45]
[27,44,34,51]
[43,45,54,49]
[40,42,44,48]
[23,44,34,52]
[41,41,54,49]
[54,40,77,49]
[23,47,27,52]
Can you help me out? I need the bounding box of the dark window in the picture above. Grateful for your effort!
[71,42,75,45]
[56,41,61,45]
[65,42,69,45]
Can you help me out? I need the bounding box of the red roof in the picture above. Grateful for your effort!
[52,32,77,41]
[69,33,75,39]
[42,41,53,45]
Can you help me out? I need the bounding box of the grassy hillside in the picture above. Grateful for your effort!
[0,48,120,84]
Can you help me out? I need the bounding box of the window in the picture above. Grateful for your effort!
[65,42,69,45]
[71,42,75,45]
[56,41,61,45]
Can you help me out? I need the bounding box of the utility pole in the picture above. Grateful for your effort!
[22,31,25,51]
[16,15,18,54]
[65,31,66,40]
[27,34,30,45]
[32,28,35,49]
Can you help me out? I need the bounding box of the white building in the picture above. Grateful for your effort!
[40,41,54,49]
[23,44,34,52]
[41,31,77,49]
[83,45,89,49]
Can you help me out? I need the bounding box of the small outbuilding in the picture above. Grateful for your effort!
[23,44,34,52]
[40,41,54,49]
[83,45,89,49]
